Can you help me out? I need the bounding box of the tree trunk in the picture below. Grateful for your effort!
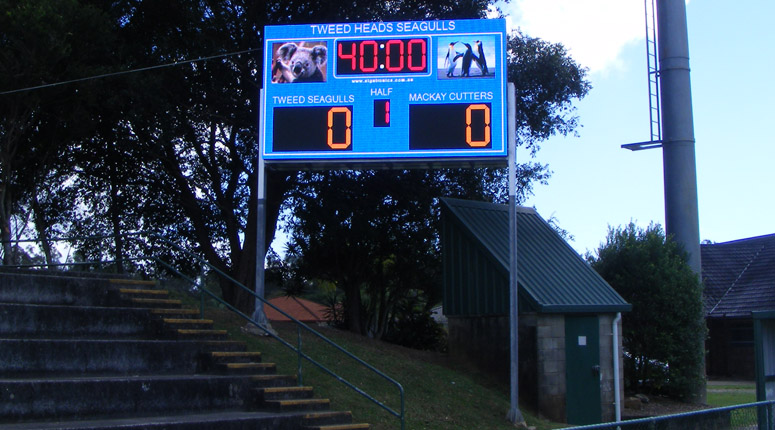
[219,272,255,315]
[109,169,124,274]
[31,192,53,266]
[0,188,13,265]
[344,282,365,335]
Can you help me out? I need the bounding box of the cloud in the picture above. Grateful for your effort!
[497,0,645,74]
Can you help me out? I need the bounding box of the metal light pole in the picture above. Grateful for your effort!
[657,0,701,276]
[657,0,706,404]
[506,82,526,426]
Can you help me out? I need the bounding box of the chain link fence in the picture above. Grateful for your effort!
[562,401,775,430]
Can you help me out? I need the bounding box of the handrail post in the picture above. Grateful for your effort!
[401,391,406,430]
[297,325,303,386]
[200,288,205,319]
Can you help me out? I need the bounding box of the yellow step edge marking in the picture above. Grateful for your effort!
[131,298,181,304]
[315,425,369,430]
[163,318,213,324]
[110,279,158,286]
[225,362,273,369]
[263,386,312,393]
[176,329,227,335]
[211,351,261,358]
[119,288,168,295]
[276,399,330,406]
[303,411,353,419]
[150,309,198,315]
[251,375,296,382]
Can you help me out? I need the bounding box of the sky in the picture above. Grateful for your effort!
[498,0,775,256]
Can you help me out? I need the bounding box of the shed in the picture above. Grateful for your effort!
[702,234,775,379]
[440,198,631,425]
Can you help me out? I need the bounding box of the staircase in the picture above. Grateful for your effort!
[0,270,369,430]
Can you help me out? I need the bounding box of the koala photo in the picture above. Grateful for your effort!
[272,42,328,83]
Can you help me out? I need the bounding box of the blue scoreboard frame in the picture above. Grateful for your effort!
[262,19,507,165]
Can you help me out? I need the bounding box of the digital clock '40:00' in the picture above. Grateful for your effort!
[335,38,429,76]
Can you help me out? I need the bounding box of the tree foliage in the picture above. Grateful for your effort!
[590,223,706,402]
[1,0,590,332]
[282,30,591,338]
[0,0,115,263]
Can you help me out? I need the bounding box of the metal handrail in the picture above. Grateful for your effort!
[560,400,775,430]
[1,233,405,430]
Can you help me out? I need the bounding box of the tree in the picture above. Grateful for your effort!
[282,30,591,336]
[90,0,506,314]
[590,223,706,402]
[0,0,114,264]
[2,1,589,324]
[283,169,488,336]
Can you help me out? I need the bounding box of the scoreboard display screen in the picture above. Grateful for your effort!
[262,19,507,164]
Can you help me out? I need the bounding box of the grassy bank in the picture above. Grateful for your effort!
[177,290,758,429]
[203,307,561,430]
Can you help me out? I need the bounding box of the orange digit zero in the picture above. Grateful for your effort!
[465,104,490,147]
[327,107,352,149]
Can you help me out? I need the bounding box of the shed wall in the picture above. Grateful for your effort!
[447,313,623,423]
[442,215,509,316]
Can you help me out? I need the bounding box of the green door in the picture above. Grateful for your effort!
[565,316,602,425]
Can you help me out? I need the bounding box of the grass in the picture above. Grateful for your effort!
[172,289,758,429]
[706,384,756,407]
[199,306,563,430]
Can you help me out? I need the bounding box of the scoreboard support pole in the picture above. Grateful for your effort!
[506,82,526,426]
[252,89,271,333]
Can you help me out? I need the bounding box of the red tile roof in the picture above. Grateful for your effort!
[265,296,329,323]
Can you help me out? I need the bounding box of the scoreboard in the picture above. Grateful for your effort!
[262,19,507,165]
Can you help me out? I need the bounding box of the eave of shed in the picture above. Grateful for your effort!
[441,198,630,314]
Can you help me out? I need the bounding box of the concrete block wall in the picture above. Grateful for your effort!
[448,312,625,424]
[536,314,566,422]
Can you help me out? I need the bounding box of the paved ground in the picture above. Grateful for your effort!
[707,379,755,393]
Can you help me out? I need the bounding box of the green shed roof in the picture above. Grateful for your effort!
[441,198,630,314]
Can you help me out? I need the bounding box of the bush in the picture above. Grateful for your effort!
[589,222,706,402]
[383,308,447,352]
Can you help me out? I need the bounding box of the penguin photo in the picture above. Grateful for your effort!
[444,42,461,77]
[475,40,489,75]
[455,42,477,77]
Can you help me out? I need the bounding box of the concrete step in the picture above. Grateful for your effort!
[149,308,200,319]
[108,279,159,288]
[126,298,183,309]
[208,351,263,364]
[170,328,228,341]
[162,318,214,330]
[304,424,370,430]
[0,374,298,422]
[0,271,369,429]
[113,288,170,301]
[217,362,277,375]
[0,303,155,339]
[0,339,247,376]
[0,410,308,429]
[302,411,355,427]
[257,386,314,402]
[301,412,370,430]
[263,398,331,413]
[0,273,115,307]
